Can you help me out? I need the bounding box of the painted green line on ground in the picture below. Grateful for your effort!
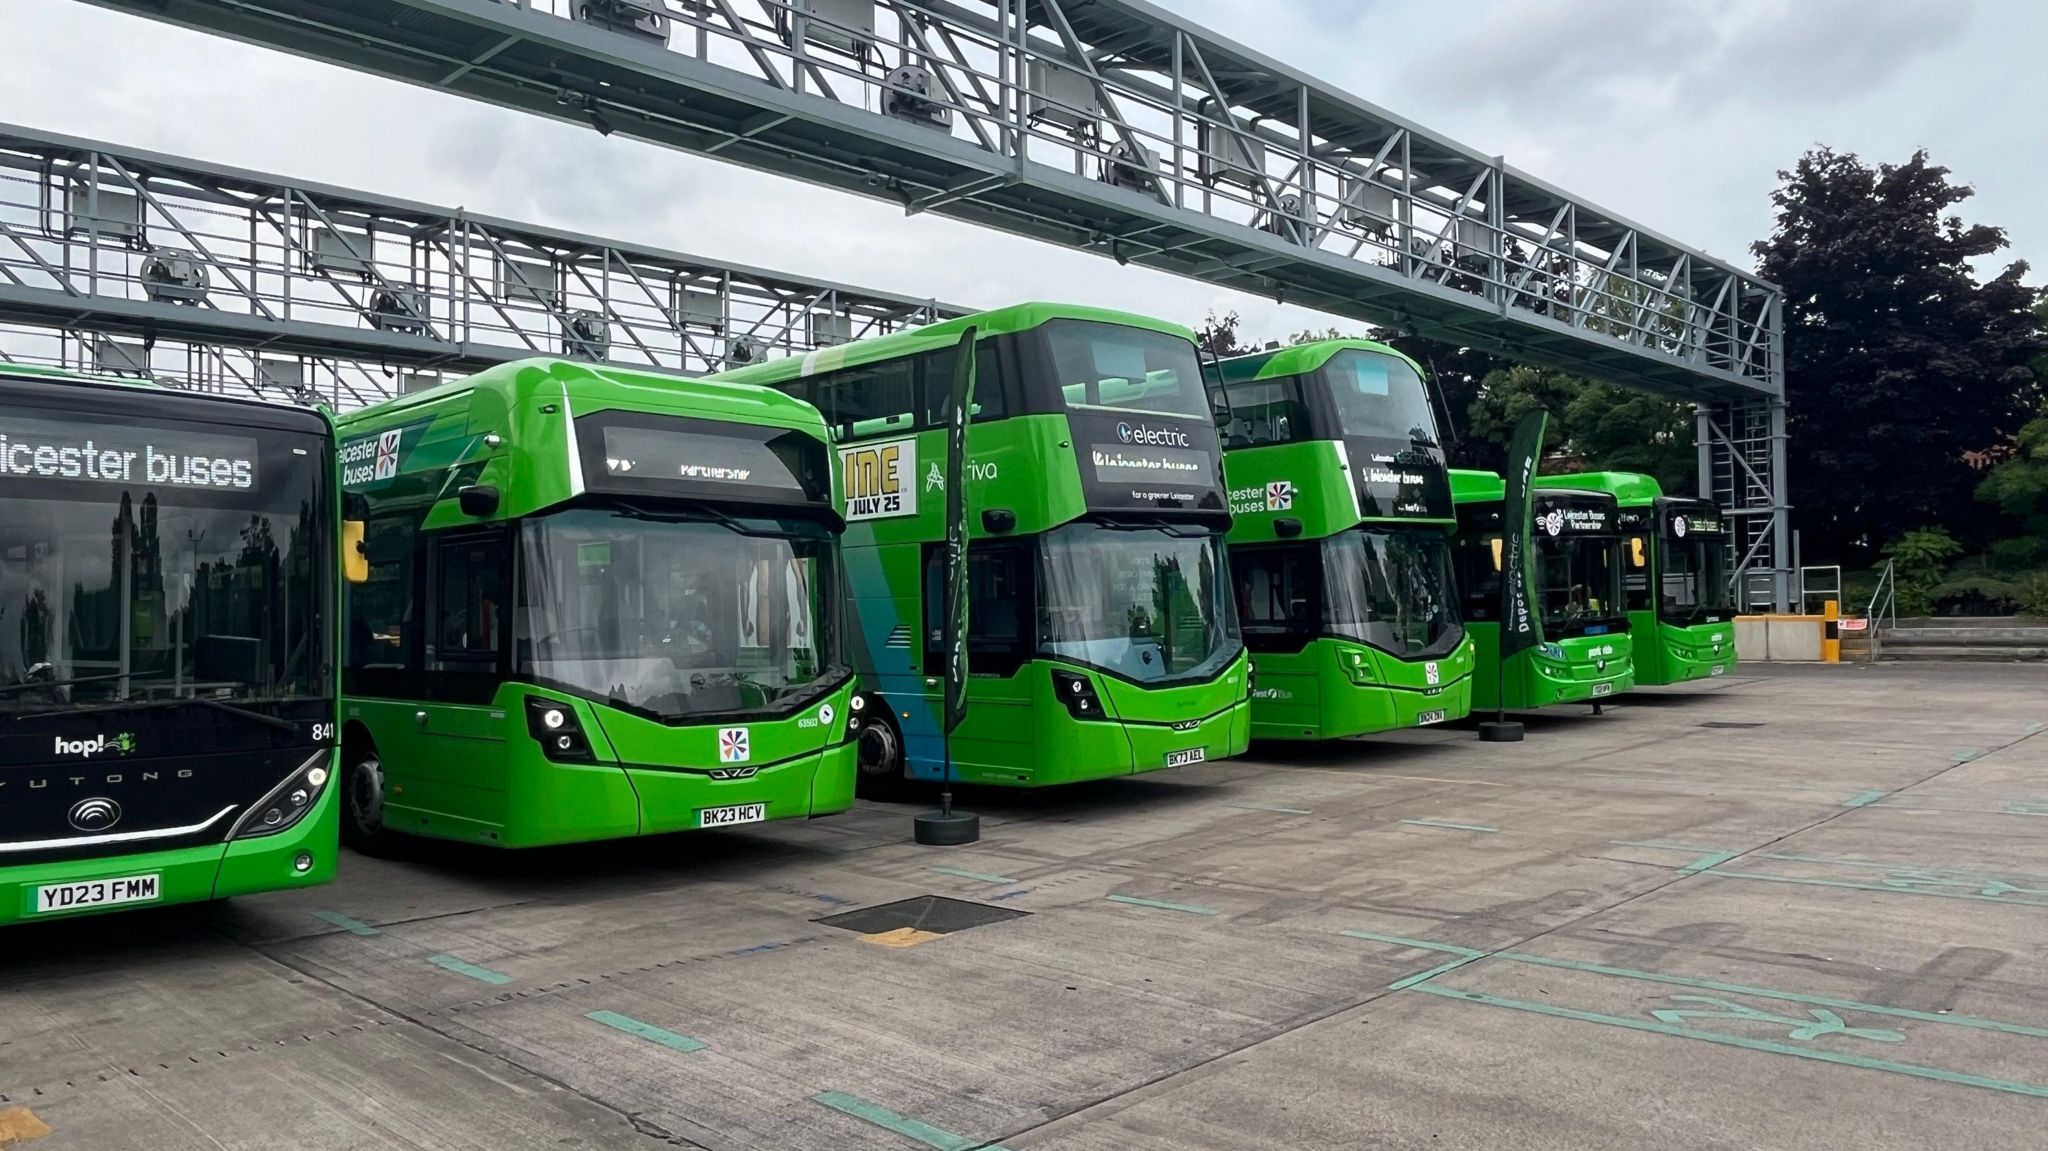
[2025,722,2045,734]
[1680,850,1740,875]
[930,866,1018,885]
[586,1010,706,1053]
[1106,894,1219,916]
[1952,748,1985,762]
[311,911,378,936]
[1388,954,1486,991]
[1400,819,1499,833]
[1702,869,2048,908]
[1226,802,1313,815]
[1339,929,1489,959]
[1493,952,2048,1038]
[427,954,513,985]
[1409,984,2048,1100]
[1843,789,1886,808]
[1612,840,1727,853]
[812,1091,1013,1151]
[1757,852,2048,885]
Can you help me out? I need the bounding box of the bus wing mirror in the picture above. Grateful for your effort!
[1630,537,1646,567]
[1489,537,1503,572]
[458,484,501,518]
[343,520,370,585]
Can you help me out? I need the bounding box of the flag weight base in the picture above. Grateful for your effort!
[913,810,982,845]
[1477,720,1525,742]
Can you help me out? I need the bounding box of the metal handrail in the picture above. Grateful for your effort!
[1864,560,1897,660]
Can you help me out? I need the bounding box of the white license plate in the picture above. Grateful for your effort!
[1164,748,1206,768]
[1416,709,1447,726]
[34,873,160,915]
[1709,665,1726,676]
[1592,682,1614,697]
[698,803,766,828]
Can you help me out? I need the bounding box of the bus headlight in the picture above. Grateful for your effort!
[230,752,332,840]
[525,697,595,762]
[1342,650,1376,685]
[1050,669,1107,720]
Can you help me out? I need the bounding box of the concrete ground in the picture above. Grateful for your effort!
[4,662,2046,1150]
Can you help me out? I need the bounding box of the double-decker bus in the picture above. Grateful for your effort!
[1209,340,1473,740]
[1449,469,1634,710]
[711,303,1250,791]
[1539,472,1736,684]
[1,366,338,924]
[335,359,857,850]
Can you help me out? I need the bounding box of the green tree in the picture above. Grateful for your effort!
[1753,148,2047,565]
[1465,365,1695,491]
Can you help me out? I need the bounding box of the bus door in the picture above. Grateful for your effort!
[411,530,513,821]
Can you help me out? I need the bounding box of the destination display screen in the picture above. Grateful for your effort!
[1533,499,1614,536]
[0,415,259,491]
[577,414,831,507]
[1071,411,1226,514]
[1343,436,1452,520]
[1667,507,1725,537]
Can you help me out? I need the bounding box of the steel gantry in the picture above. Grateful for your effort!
[0,123,955,407]
[77,0,1797,605]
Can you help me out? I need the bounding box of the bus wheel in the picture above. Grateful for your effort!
[854,712,909,801]
[341,744,394,855]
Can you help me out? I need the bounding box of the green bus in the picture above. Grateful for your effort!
[711,303,1251,790]
[1538,472,1736,684]
[1209,340,1474,740]
[1,366,339,924]
[1449,469,1634,710]
[336,359,857,850]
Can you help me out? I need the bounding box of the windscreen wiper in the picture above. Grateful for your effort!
[611,498,801,540]
[19,694,299,733]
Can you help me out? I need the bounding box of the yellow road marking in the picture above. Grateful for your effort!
[859,927,944,948]
[0,1107,52,1147]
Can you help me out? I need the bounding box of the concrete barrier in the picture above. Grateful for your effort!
[1735,614,1834,662]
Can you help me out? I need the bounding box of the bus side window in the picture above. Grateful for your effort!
[922,542,1031,677]
[921,341,1006,425]
[1220,376,1307,448]
[426,530,510,704]
[1624,535,1652,612]
[826,358,918,440]
[1232,543,1319,653]
[346,508,424,698]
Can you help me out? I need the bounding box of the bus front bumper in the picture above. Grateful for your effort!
[0,787,338,927]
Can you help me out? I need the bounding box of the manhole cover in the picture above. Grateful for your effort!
[817,895,1028,936]
[1699,721,1765,729]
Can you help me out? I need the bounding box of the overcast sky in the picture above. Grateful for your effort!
[4,0,2043,347]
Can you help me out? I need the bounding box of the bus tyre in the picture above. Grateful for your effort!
[1477,720,1525,742]
[854,711,910,800]
[341,744,396,855]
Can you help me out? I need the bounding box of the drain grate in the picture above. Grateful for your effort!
[1699,721,1766,729]
[817,895,1028,936]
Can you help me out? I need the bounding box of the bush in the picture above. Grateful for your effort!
[1991,537,2045,573]
[2020,574,2048,619]
[1929,575,2021,617]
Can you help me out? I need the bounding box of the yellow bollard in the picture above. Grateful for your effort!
[1822,598,1840,663]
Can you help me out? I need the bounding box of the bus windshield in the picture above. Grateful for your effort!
[1320,349,1441,447]
[517,508,840,721]
[1660,532,1732,624]
[1324,527,1463,658]
[1038,522,1239,684]
[1041,320,1210,419]
[0,410,329,713]
[1537,533,1625,637]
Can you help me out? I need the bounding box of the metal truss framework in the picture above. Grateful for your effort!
[81,0,1794,605]
[0,123,954,407]
[1699,398,1792,612]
